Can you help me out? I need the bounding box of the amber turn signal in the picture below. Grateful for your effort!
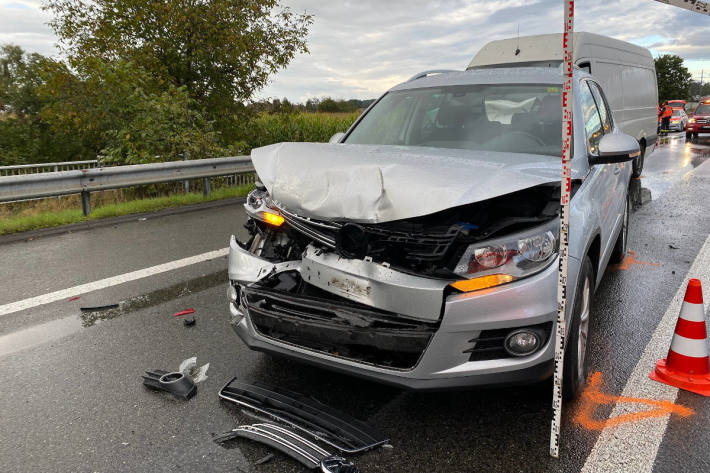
[450,274,513,292]
[263,211,285,226]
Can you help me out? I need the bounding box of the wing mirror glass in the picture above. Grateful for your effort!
[329,132,345,144]
[589,133,640,165]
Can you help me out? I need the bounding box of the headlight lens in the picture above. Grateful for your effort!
[689,118,695,123]
[244,188,283,226]
[453,219,559,290]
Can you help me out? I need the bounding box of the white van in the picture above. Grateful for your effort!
[468,32,658,177]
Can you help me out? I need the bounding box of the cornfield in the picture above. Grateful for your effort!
[244,111,360,149]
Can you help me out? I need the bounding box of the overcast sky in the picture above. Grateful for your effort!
[1,0,709,102]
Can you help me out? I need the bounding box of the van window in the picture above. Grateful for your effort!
[588,82,613,134]
[580,82,603,154]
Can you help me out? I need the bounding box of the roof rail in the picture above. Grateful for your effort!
[406,69,459,82]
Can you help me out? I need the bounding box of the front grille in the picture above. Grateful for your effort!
[280,207,341,249]
[464,322,552,361]
[278,206,460,269]
[243,284,438,370]
[696,119,708,124]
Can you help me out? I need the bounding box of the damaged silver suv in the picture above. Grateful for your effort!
[227,67,639,399]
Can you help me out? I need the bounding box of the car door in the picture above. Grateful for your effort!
[588,81,627,234]
[579,80,618,258]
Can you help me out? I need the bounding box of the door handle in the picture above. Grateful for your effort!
[613,166,621,175]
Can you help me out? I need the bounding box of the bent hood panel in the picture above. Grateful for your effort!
[251,142,574,223]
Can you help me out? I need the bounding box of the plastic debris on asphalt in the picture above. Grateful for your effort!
[179,356,210,383]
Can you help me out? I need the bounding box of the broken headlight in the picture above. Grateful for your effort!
[244,188,284,226]
[452,218,559,291]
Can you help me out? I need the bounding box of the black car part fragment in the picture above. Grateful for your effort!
[319,456,359,473]
[142,370,197,400]
[218,377,389,453]
[214,423,331,469]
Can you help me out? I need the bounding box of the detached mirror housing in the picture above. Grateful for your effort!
[329,132,346,144]
[589,133,640,165]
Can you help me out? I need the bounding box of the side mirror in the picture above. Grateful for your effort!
[329,132,346,144]
[589,133,640,165]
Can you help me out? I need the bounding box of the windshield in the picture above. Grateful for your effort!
[345,84,562,157]
[695,104,710,115]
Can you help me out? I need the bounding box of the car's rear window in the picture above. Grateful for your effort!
[345,84,562,157]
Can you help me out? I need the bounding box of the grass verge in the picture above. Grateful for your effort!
[0,184,252,235]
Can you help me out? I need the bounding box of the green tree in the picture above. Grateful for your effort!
[38,58,223,164]
[43,0,312,140]
[0,45,90,165]
[655,54,692,102]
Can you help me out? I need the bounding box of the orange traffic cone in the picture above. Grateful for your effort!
[650,279,710,396]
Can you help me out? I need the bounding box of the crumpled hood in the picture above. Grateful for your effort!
[251,142,578,223]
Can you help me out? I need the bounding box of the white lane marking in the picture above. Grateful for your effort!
[581,235,710,473]
[0,248,228,317]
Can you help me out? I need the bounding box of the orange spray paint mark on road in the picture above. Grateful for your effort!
[609,250,660,271]
[574,372,694,430]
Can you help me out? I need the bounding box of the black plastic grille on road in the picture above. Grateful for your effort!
[218,377,389,453]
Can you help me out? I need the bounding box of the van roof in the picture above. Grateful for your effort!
[391,67,590,91]
[467,32,653,70]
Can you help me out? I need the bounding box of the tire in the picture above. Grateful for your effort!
[609,193,630,264]
[631,141,645,178]
[686,132,692,140]
[562,256,594,401]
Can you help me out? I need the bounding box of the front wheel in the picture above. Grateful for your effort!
[562,256,594,401]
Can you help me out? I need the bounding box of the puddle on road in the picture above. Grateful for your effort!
[633,133,710,205]
[0,315,83,357]
[0,271,227,358]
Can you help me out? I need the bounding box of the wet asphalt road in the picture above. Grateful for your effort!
[1,133,709,473]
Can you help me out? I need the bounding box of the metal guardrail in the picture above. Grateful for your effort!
[0,160,100,176]
[0,156,255,215]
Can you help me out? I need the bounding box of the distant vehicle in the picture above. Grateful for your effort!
[668,99,687,110]
[687,99,710,140]
[468,32,658,178]
[669,108,688,131]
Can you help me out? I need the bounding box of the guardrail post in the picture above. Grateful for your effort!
[81,191,91,216]
[183,152,190,193]
[202,178,211,197]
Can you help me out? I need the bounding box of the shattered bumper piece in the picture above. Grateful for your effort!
[142,370,197,400]
[320,456,359,473]
[215,423,331,469]
[219,377,388,453]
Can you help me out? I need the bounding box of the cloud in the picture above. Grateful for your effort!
[0,0,707,99]
[258,0,710,101]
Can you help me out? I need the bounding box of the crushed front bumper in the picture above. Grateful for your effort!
[228,235,575,390]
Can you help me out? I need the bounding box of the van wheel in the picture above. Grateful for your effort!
[609,194,630,264]
[631,142,645,178]
[562,256,594,401]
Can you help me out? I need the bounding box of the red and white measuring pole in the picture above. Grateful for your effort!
[550,0,574,459]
